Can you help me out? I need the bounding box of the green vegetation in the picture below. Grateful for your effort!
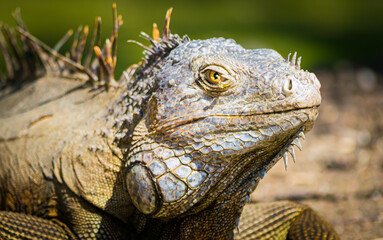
[0,0,382,77]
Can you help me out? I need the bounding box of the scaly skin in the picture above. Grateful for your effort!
[0,5,339,240]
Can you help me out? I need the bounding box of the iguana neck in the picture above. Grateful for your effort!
[113,33,189,158]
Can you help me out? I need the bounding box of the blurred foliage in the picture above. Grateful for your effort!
[0,0,382,78]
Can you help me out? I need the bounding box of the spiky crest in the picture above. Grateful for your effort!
[0,3,123,88]
[127,8,190,79]
[0,4,191,92]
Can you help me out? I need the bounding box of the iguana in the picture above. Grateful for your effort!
[0,4,339,240]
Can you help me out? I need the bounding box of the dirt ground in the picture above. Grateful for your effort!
[252,67,383,240]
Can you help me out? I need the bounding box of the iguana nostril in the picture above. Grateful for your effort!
[283,78,294,95]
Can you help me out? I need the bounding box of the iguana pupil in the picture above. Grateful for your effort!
[212,71,220,81]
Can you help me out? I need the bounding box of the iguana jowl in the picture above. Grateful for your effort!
[0,5,339,240]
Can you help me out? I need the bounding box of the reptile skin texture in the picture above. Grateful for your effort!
[0,5,339,240]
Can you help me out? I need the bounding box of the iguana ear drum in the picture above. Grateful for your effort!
[145,95,159,131]
[126,165,158,215]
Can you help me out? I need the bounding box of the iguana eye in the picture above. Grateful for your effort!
[207,70,222,85]
[199,68,233,92]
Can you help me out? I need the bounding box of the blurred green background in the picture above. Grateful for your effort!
[0,0,382,78]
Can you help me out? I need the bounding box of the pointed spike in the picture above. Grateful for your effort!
[285,53,291,62]
[127,40,156,54]
[183,35,190,42]
[123,64,139,82]
[109,3,119,45]
[296,56,302,70]
[290,52,297,66]
[170,35,181,45]
[293,138,302,151]
[20,28,56,72]
[94,45,107,79]
[111,38,117,69]
[117,15,123,26]
[94,45,104,65]
[1,25,26,73]
[17,29,37,74]
[283,151,288,171]
[54,29,74,52]
[111,3,120,68]
[112,3,118,39]
[20,30,50,73]
[84,17,100,69]
[162,39,174,48]
[94,43,115,87]
[288,145,296,163]
[70,25,82,60]
[153,23,159,42]
[0,28,14,79]
[12,8,27,30]
[17,27,97,81]
[75,25,89,63]
[105,39,112,58]
[140,31,159,48]
[140,31,152,40]
[156,44,167,53]
[95,17,102,47]
[88,17,102,71]
[105,39,113,72]
[30,42,56,72]
[298,131,305,139]
[162,8,173,40]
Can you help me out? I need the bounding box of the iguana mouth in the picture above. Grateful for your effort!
[154,106,319,133]
[258,105,319,116]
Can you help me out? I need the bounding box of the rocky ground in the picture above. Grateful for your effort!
[252,67,383,240]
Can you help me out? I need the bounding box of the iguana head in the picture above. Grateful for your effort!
[123,17,320,219]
